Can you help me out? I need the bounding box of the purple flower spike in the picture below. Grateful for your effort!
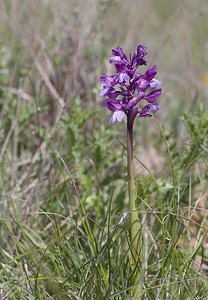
[100,44,162,126]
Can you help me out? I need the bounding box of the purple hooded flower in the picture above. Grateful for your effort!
[100,44,162,127]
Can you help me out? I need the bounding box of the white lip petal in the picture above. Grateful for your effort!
[110,111,125,124]
[151,103,160,113]
[109,56,121,63]
[150,79,161,89]
[119,72,130,83]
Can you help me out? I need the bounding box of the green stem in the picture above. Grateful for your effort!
[127,118,142,299]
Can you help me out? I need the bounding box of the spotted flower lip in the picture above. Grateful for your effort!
[100,44,162,127]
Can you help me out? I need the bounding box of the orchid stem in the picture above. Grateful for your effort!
[127,117,142,299]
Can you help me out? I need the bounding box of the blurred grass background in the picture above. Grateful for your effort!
[0,1,208,299]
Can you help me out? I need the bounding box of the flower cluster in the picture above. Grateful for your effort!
[100,45,162,127]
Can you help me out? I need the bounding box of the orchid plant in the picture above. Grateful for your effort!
[100,45,162,298]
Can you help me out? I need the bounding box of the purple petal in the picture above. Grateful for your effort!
[100,75,110,84]
[100,87,110,97]
[151,102,160,113]
[103,99,122,111]
[139,104,152,118]
[135,91,145,103]
[100,86,118,97]
[131,45,148,67]
[137,79,150,91]
[131,73,141,84]
[137,45,148,57]
[143,65,157,81]
[144,89,162,103]
[126,99,137,109]
[139,102,160,117]
[135,45,148,66]
[109,56,122,63]
[100,74,118,86]
[110,110,125,124]
[130,52,136,65]
[114,63,128,74]
[112,47,128,61]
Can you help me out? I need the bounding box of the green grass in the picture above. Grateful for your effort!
[0,1,208,299]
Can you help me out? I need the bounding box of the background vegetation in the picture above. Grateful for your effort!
[0,1,208,299]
